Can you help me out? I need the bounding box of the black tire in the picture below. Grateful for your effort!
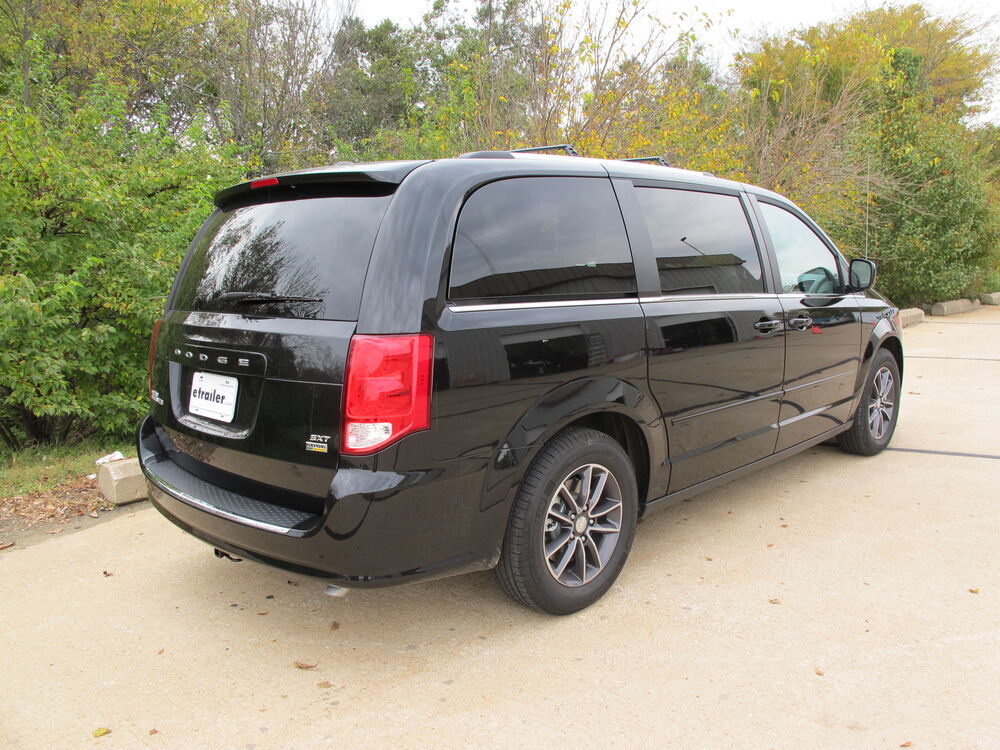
[494,427,639,615]
[838,348,901,456]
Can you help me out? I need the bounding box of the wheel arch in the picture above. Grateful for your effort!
[480,377,668,517]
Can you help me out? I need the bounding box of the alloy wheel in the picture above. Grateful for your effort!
[542,463,623,587]
[868,366,895,440]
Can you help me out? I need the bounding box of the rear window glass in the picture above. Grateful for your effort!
[171,189,393,320]
[448,177,636,302]
[636,187,764,295]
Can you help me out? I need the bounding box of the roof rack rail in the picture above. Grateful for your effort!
[510,144,581,157]
[621,156,670,167]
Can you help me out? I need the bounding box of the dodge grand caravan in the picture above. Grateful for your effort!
[139,149,903,614]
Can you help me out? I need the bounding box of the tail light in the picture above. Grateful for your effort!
[148,318,162,400]
[342,334,433,455]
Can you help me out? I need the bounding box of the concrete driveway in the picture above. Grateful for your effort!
[2,308,998,749]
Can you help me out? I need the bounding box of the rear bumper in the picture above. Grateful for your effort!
[137,416,499,588]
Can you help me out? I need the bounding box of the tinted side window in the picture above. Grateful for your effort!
[759,202,841,294]
[635,187,764,295]
[448,177,635,302]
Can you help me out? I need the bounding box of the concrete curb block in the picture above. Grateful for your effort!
[982,292,1000,305]
[898,308,924,327]
[930,298,980,316]
[98,458,148,506]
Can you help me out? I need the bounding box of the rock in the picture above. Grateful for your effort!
[930,298,976,316]
[98,458,147,506]
[898,308,924,327]
[981,292,1000,305]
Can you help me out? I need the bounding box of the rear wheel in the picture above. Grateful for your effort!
[838,348,901,456]
[495,427,638,615]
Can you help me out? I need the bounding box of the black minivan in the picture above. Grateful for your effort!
[139,150,903,614]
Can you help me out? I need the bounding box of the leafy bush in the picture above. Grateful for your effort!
[0,82,243,448]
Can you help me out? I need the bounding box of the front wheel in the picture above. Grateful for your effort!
[494,427,638,615]
[838,348,901,456]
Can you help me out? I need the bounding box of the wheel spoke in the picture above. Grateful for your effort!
[558,482,581,513]
[584,533,603,574]
[552,536,577,577]
[548,507,572,526]
[545,530,573,559]
[579,465,593,508]
[574,537,587,583]
[590,499,622,519]
[590,521,618,534]
[587,469,609,511]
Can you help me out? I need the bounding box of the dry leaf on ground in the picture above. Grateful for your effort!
[293,661,316,670]
[814,667,825,676]
[92,727,111,737]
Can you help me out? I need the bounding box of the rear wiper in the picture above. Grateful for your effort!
[215,291,322,304]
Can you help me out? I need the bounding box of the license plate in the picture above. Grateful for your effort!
[189,371,238,423]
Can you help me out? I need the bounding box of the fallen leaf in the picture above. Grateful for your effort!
[293,661,316,670]
[705,556,713,561]
[88,511,99,518]
[257,612,268,616]
[156,649,164,655]
[0,542,14,551]
[316,681,332,688]
[899,742,913,748]
[330,621,340,631]
[814,667,824,676]
[149,729,159,735]
[768,598,781,605]
[766,543,774,548]
[102,570,113,577]
[968,588,980,594]
[92,727,111,738]
[46,529,63,535]
[286,579,299,587]
[780,524,789,528]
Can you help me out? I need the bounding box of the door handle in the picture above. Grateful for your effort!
[787,316,813,330]
[754,319,782,332]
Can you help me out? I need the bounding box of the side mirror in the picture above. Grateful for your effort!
[849,258,876,291]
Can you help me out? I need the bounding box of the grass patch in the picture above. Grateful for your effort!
[1,439,134,497]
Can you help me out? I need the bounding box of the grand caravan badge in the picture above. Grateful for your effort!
[305,434,330,453]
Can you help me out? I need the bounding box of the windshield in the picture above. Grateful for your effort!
[171,189,393,320]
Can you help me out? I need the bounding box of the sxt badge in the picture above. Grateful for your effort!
[305,434,330,453]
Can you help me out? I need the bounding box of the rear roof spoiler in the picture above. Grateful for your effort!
[213,160,429,208]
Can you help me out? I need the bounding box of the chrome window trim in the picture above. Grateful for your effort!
[447,298,642,313]
[446,290,859,312]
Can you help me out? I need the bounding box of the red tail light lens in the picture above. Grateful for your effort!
[148,318,162,400]
[342,334,433,455]
[250,177,279,189]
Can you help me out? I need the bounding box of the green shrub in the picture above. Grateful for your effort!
[0,82,243,448]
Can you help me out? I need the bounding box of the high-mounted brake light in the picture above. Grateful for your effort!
[148,318,162,400]
[342,334,433,455]
[250,177,279,189]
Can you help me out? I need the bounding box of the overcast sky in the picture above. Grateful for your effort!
[342,0,999,122]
